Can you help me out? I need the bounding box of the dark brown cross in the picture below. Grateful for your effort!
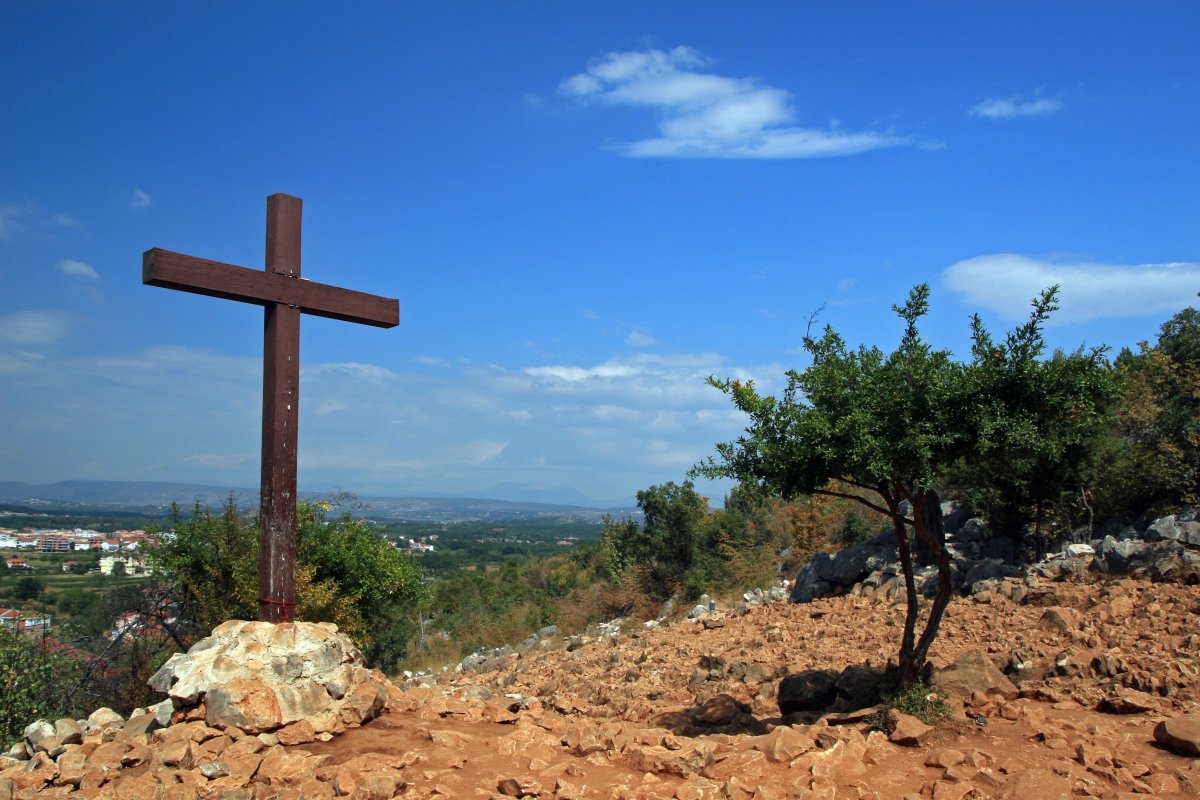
[142,193,399,623]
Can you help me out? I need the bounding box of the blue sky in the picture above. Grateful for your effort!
[1,3,1197,507]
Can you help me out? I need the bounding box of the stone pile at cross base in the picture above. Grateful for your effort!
[4,523,1200,798]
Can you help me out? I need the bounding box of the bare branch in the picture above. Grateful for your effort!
[802,302,828,349]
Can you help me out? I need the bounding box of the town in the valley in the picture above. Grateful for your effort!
[0,524,154,637]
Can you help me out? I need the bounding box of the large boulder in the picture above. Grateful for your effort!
[1149,545,1200,583]
[1092,535,1151,574]
[149,620,393,735]
[1155,714,1200,757]
[778,669,840,715]
[934,648,1017,701]
[1144,509,1200,546]
[790,557,833,603]
[816,545,872,586]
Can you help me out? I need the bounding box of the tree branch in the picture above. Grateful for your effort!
[814,487,901,520]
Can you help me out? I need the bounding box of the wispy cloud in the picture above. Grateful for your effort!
[969,93,1062,119]
[943,254,1200,323]
[0,310,70,345]
[0,204,23,239]
[130,188,152,209]
[560,46,912,159]
[56,258,100,282]
[625,331,656,347]
[0,202,78,239]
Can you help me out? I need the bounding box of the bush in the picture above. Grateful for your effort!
[870,677,952,727]
[0,629,81,747]
[833,509,877,546]
[147,497,426,673]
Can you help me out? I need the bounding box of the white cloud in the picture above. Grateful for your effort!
[0,338,777,505]
[0,310,70,344]
[560,46,912,159]
[304,361,398,382]
[969,94,1062,119]
[590,404,641,422]
[943,254,1200,322]
[525,362,641,382]
[625,331,656,347]
[130,188,152,209]
[56,258,100,282]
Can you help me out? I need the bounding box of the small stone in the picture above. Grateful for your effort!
[1038,607,1078,635]
[275,719,316,746]
[925,748,966,769]
[52,719,82,747]
[1096,687,1159,715]
[886,709,932,747]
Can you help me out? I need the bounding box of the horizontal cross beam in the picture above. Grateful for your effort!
[143,248,399,328]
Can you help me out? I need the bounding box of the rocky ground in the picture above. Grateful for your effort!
[4,569,1200,799]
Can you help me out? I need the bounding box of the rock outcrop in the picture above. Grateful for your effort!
[149,620,395,736]
[788,507,1200,607]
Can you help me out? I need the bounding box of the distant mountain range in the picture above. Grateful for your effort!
[0,480,636,524]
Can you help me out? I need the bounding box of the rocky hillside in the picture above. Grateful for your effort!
[5,550,1200,799]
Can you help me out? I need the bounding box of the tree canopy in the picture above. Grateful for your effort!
[694,284,1116,686]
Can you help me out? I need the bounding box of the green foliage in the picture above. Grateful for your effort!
[398,519,599,577]
[14,576,45,601]
[1095,305,1200,517]
[593,482,709,600]
[696,285,961,503]
[296,502,426,672]
[955,290,1118,545]
[408,554,575,668]
[595,516,638,585]
[0,629,80,747]
[147,497,426,672]
[694,284,1114,686]
[833,509,878,546]
[146,498,258,637]
[869,678,951,728]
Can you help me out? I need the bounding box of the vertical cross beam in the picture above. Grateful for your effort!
[260,195,302,622]
[142,193,398,626]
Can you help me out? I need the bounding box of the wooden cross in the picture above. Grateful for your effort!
[142,193,399,623]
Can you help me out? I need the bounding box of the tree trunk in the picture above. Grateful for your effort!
[891,508,921,688]
[909,488,952,681]
[1079,485,1094,538]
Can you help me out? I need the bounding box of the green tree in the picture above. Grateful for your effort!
[594,515,639,585]
[599,481,708,600]
[694,284,1110,687]
[14,576,45,602]
[954,295,1117,546]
